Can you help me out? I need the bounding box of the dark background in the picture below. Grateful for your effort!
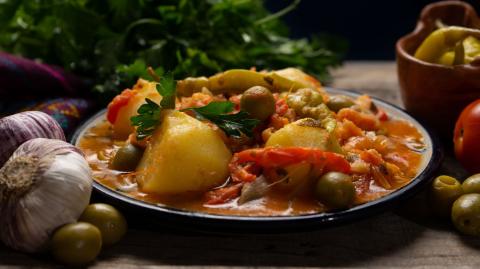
[267,0,480,59]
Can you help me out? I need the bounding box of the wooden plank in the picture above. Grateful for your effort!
[331,61,402,106]
[2,213,480,268]
[2,61,479,268]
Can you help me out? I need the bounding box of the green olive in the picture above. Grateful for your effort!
[51,222,102,266]
[326,95,355,112]
[451,193,480,236]
[79,203,127,246]
[110,143,144,171]
[315,172,355,210]
[462,174,480,194]
[240,86,276,121]
[428,175,463,217]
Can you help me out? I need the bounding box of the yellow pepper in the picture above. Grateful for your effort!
[414,26,480,65]
[176,68,322,96]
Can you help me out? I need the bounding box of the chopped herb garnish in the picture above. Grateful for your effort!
[184,101,260,137]
[157,75,176,109]
[130,99,161,139]
[131,71,259,139]
[188,101,234,115]
[130,73,176,139]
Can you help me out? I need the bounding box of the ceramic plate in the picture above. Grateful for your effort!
[72,88,443,232]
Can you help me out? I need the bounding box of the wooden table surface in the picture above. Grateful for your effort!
[2,61,480,269]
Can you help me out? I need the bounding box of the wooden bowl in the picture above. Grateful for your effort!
[396,1,480,140]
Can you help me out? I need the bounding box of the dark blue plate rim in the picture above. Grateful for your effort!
[71,88,443,231]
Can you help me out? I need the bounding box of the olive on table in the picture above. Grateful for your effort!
[326,95,355,112]
[315,172,355,210]
[51,222,102,266]
[428,175,463,217]
[462,174,480,194]
[451,193,480,236]
[110,143,144,171]
[79,203,127,246]
[240,86,276,121]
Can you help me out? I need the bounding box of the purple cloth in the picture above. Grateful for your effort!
[26,98,95,136]
[0,52,90,98]
[0,52,97,136]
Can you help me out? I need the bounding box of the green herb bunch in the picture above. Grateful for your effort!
[0,0,346,102]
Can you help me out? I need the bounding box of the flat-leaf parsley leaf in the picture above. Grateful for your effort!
[184,101,260,137]
[130,73,176,139]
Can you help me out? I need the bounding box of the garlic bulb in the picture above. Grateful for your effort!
[0,111,65,167]
[0,138,92,253]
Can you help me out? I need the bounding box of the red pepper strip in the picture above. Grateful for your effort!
[229,147,351,182]
[275,98,289,116]
[376,109,389,121]
[229,162,258,183]
[204,183,244,205]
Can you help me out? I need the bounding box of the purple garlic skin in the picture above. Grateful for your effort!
[0,111,65,167]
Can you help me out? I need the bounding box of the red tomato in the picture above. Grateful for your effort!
[454,99,480,173]
[106,89,136,124]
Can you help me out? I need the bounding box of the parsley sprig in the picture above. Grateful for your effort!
[183,102,260,137]
[130,73,176,139]
[130,99,161,140]
[131,73,260,139]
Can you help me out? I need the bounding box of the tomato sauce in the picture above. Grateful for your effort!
[78,115,424,216]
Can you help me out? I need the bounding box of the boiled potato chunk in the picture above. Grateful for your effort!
[266,119,330,188]
[136,110,231,194]
[113,79,162,139]
[265,119,329,149]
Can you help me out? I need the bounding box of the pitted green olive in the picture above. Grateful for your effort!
[326,95,355,112]
[462,174,480,194]
[315,172,355,210]
[79,203,127,246]
[51,222,102,266]
[451,193,480,236]
[111,143,144,171]
[428,175,463,217]
[240,86,276,121]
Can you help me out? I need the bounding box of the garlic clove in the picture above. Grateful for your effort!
[0,138,92,253]
[0,111,65,167]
